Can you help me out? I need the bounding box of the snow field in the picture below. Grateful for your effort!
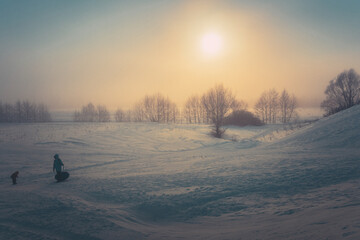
[0,105,360,239]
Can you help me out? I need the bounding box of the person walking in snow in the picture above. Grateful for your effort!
[10,171,19,184]
[53,154,64,176]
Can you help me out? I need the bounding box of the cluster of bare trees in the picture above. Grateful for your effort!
[321,69,360,116]
[0,100,51,122]
[114,108,130,122]
[112,85,296,138]
[201,84,238,137]
[70,85,301,140]
[184,92,247,124]
[180,85,249,137]
[196,85,298,137]
[279,90,298,123]
[114,93,178,123]
[184,95,208,124]
[116,85,251,138]
[255,89,297,124]
[73,103,111,122]
[138,93,178,123]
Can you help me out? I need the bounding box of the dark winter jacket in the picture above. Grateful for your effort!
[53,157,64,173]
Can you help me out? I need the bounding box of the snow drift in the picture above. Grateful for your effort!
[272,104,360,149]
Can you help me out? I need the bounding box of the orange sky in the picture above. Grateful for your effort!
[1,1,359,111]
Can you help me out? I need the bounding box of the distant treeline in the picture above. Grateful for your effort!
[0,100,51,122]
[119,93,178,123]
[112,88,297,125]
[74,103,111,122]
[74,94,178,123]
[74,87,298,126]
[2,69,358,125]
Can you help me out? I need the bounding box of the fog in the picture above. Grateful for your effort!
[1,0,360,111]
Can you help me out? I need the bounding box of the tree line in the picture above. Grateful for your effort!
[72,85,299,138]
[0,100,51,122]
[187,85,297,137]
[2,69,356,126]
[73,67,360,137]
[74,87,298,127]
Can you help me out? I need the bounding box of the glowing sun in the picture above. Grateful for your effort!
[201,32,223,56]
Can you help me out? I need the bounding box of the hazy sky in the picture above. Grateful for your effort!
[1,0,360,111]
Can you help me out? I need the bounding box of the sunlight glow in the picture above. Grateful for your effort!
[200,32,223,57]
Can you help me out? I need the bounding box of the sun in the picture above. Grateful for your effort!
[200,32,223,57]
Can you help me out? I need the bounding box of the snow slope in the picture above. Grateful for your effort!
[274,104,360,149]
[0,106,359,239]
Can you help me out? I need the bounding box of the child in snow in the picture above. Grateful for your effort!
[53,154,64,176]
[10,171,19,184]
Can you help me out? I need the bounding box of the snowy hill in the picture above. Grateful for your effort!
[0,106,359,239]
[273,105,360,149]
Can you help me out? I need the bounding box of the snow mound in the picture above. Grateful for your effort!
[272,105,360,149]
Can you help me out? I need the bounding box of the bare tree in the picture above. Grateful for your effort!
[279,89,298,123]
[0,102,15,122]
[143,95,157,122]
[156,94,165,123]
[114,108,132,122]
[97,105,110,122]
[73,110,81,122]
[201,84,235,138]
[127,110,132,122]
[15,100,36,122]
[15,101,23,122]
[255,89,279,124]
[114,108,126,122]
[321,69,360,116]
[82,103,97,122]
[167,101,178,123]
[184,95,211,124]
[4,103,15,122]
[231,99,248,112]
[36,103,52,122]
[132,102,145,122]
[184,97,193,124]
[0,100,51,122]
[184,95,200,123]
[134,93,178,123]
[74,103,105,122]
[254,93,268,123]
[269,89,279,123]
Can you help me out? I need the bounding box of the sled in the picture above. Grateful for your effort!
[55,172,70,182]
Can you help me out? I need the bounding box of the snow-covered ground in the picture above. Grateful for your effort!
[1,106,359,240]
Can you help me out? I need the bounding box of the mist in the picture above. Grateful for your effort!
[1,1,359,112]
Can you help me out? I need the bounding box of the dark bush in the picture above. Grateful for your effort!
[224,110,263,127]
